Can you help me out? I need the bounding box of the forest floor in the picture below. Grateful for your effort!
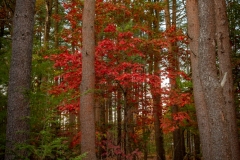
[104,155,173,160]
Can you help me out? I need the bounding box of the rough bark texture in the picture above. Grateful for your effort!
[186,0,212,159]
[80,0,97,159]
[197,0,240,159]
[198,0,228,158]
[5,0,36,159]
[214,0,240,159]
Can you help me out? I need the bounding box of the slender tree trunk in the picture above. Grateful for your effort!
[123,91,129,158]
[108,95,113,124]
[150,52,165,160]
[99,101,107,159]
[147,1,165,158]
[69,112,76,141]
[43,0,53,50]
[117,90,122,160]
[142,82,148,160]
[186,0,212,159]
[194,134,201,160]
[154,16,165,160]
[163,0,170,29]
[186,130,190,154]
[54,0,59,49]
[172,128,185,160]
[80,0,96,159]
[172,0,185,159]
[164,0,185,159]
[153,94,165,160]
[5,0,36,159]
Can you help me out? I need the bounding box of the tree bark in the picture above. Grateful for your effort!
[43,0,53,50]
[80,0,97,159]
[117,89,122,160]
[5,0,36,159]
[193,134,201,160]
[197,0,240,159]
[149,45,165,160]
[153,94,165,160]
[150,1,166,159]
[186,0,212,159]
[214,0,240,159]
[54,0,59,49]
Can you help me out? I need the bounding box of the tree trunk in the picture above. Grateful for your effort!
[153,95,165,160]
[43,0,53,50]
[214,0,240,159]
[164,0,185,159]
[172,126,185,160]
[163,0,170,29]
[5,0,36,159]
[142,82,148,160]
[123,91,129,159]
[117,89,122,160]
[194,134,201,160]
[54,0,59,49]
[108,95,113,124]
[149,47,165,160]
[197,0,240,159]
[150,1,166,159]
[186,0,212,159]
[80,0,96,159]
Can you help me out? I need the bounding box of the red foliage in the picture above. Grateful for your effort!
[47,0,192,137]
[70,132,81,148]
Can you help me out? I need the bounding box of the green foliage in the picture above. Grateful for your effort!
[0,34,10,87]
[128,55,146,64]
[14,88,82,160]
[227,0,240,55]
[27,59,81,160]
[176,76,192,92]
[117,20,134,32]
[70,153,87,160]
[0,25,11,159]
[21,133,68,159]
[15,127,85,160]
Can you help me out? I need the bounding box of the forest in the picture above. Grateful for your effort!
[1,0,240,160]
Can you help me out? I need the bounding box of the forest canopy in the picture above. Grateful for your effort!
[1,0,240,160]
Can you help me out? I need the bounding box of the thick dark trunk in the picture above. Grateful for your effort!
[5,0,36,159]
